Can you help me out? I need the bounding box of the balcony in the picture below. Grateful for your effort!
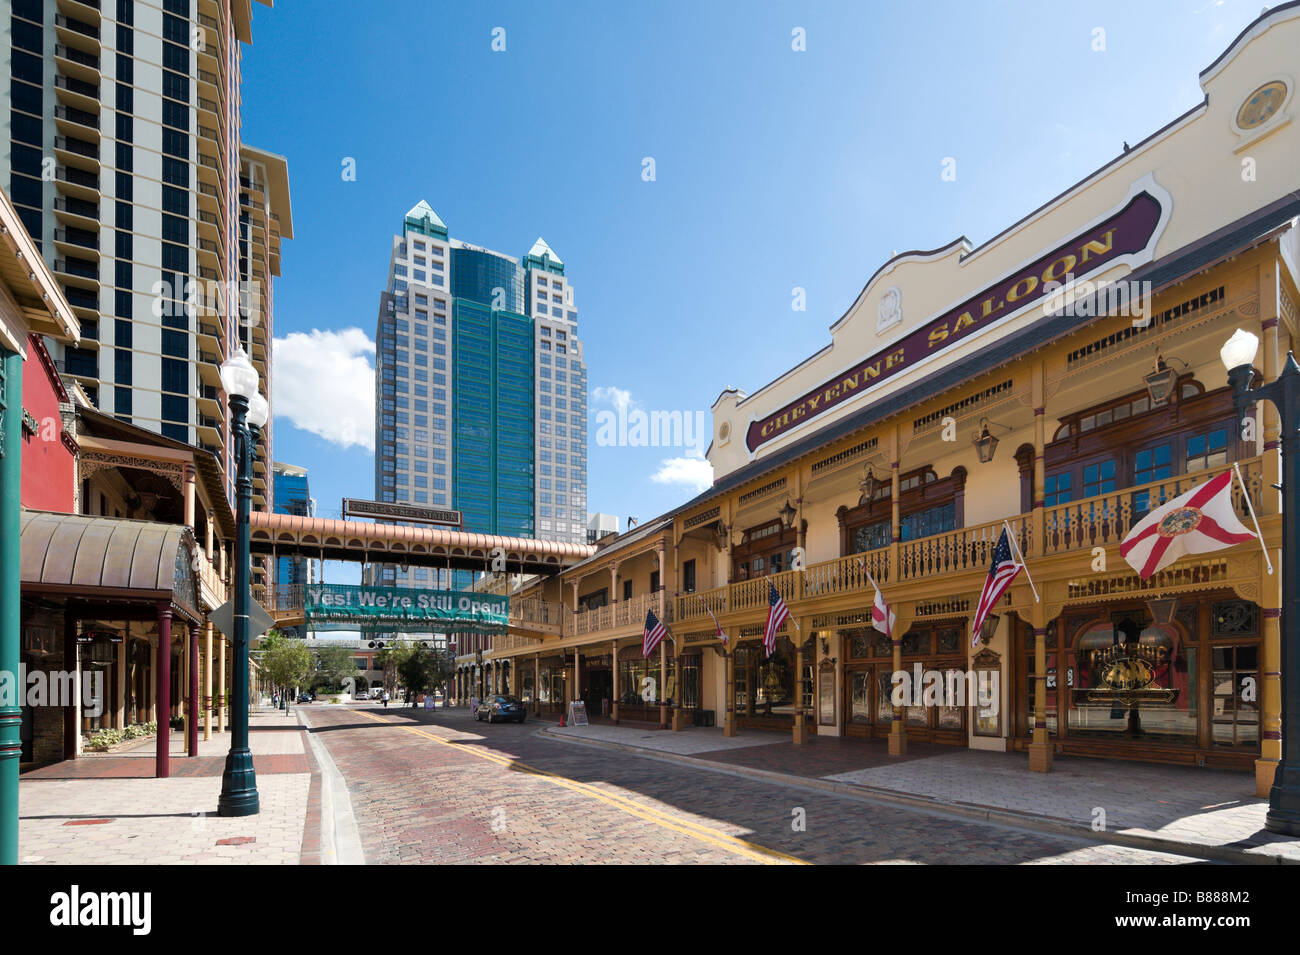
[52,255,99,289]
[54,164,100,203]
[54,134,100,168]
[53,226,99,254]
[672,456,1268,625]
[54,44,101,84]
[54,103,99,134]
[53,194,99,229]
[565,590,671,639]
[54,14,101,55]
[53,74,100,113]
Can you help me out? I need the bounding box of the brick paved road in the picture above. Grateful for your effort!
[301,705,1215,865]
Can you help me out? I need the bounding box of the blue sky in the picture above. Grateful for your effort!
[239,0,1259,585]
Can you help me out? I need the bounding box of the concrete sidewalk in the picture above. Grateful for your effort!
[541,721,1300,864]
[18,709,322,865]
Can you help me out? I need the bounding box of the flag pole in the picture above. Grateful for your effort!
[1232,462,1274,575]
[1002,520,1039,602]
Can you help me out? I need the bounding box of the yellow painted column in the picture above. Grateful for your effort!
[1028,603,1053,772]
[723,649,737,737]
[217,636,226,733]
[1258,551,1283,795]
[611,639,620,724]
[658,639,668,729]
[888,631,907,756]
[793,632,809,745]
[203,620,212,740]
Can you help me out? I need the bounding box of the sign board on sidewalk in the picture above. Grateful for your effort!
[568,700,588,726]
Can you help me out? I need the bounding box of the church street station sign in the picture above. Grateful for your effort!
[304,584,507,635]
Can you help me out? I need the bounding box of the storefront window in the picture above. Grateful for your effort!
[1211,644,1259,747]
[679,657,700,709]
[1067,622,1195,742]
[850,671,871,723]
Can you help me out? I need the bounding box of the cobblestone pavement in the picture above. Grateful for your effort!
[301,705,1210,865]
[18,710,318,865]
[546,719,1300,862]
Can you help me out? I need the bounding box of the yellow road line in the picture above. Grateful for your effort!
[348,708,806,865]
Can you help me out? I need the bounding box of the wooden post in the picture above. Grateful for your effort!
[723,648,736,737]
[155,603,172,778]
[63,614,78,760]
[1028,607,1052,773]
[203,619,213,740]
[114,627,127,730]
[188,621,199,756]
[888,630,907,756]
[793,627,809,744]
[611,639,620,724]
[217,636,226,733]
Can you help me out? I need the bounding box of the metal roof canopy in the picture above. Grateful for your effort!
[19,510,201,622]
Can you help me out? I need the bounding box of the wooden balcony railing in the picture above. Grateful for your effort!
[1041,455,1263,557]
[671,458,1267,625]
[897,514,1030,581]
[508,595,562,630]
[566,590,668,638]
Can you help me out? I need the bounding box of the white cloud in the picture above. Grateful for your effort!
[271,328,376,451]
[591,385,635,410]
[651,455,713,493]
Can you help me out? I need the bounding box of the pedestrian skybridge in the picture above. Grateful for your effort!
[249,511,591,632]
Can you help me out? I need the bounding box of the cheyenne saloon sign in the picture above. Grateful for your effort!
[746,183,1166,452]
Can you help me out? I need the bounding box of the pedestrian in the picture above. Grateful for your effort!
[470,694,479,718]
[382,689,389,708]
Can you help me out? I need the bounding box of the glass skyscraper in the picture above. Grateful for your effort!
[371,201,588,590]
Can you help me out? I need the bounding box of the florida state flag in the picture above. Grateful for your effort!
[1119,470,1255,579]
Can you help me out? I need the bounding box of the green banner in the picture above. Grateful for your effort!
[304,584,508,635]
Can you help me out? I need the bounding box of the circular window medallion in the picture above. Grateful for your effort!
[718,422,730,441]
[1236,80,1287,130]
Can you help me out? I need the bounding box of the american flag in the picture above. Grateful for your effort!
[706,606,727,646]
[763,578,791,658]
[972,528,1022,647]
[643,608,667,658]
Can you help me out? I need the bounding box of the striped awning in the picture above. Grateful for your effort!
[19,510,199,616]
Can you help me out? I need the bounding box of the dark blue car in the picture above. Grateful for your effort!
[476,695,526,724]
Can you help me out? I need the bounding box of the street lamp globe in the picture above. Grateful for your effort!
[1220,328,1260,372]
[219,347,259,399]
[247,392,270,430]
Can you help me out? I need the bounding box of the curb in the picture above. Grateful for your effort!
[538,727,1298,866]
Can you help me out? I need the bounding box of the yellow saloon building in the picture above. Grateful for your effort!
[465,4,1300,795]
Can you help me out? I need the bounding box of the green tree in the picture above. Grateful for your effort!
[312,645,359,693]
[394,646,454,706]
[259,631,312,705]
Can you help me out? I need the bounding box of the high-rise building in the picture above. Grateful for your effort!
[372,200,588,589]
[272,460,315,637]
[2,0,291,512]
[587,512,618,544]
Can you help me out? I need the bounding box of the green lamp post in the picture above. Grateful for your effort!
[217,348,267,817]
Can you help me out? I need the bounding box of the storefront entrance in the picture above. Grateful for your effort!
[841,623,968,745]
[1010,592,1261,769]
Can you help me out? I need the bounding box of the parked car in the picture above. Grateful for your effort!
[475,695,526,724]
[297,692,314,704]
